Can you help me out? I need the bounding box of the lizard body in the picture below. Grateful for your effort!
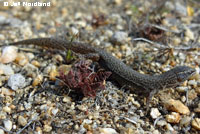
[5,38,196,99]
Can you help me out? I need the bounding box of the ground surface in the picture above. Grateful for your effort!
[0,0,200,134]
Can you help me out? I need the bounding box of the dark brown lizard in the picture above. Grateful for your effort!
[4,38,196,105]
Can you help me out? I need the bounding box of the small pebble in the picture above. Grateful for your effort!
[2,106,11,114]
[185,28,194,40]
[32,75,43,86]
[165,112,181,123]
[83,119,92,124]
[0,64,14,75]
[175,2,187,16]
[8,73,25,90]
[0,129,4,134]
[49,66,58,80]
[62,96,72,103]
[156,120,167,127]
[43,124,52,132]
[3,120,12,131]
[70,27,79,35]
[18,115,27,126]
[176,86,188,93]
[180,116,191,127]
[165,123,174,131]
[150,108,161,119]
[15,53,28,66]
[31,60,40,67]
[0,46,18,64]
[111,31,128,44]
[98,128,118,134]
[1,87,15,96]
[51,108,59,116]
[191,118,200,130]
[188,89,197,100]
[164,99,190,115]
[188,80,197,87]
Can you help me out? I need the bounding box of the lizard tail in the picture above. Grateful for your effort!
[7,38,97,54]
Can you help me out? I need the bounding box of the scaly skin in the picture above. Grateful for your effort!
[5,38,196,100]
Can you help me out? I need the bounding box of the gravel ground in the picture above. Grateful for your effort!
[0,0,200,134]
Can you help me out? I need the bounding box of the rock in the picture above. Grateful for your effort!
[51,108,59,116]
[0,129,4,134]
[180,116,191,127]
[188,80,197,87]
[8,73,25,90]
[83,119,92,124]
[0,46,18,64]
[62,96,72,103]
[70,27,79,35]
[156,120,167,127]
[111,31,128,44]
[43,124,52,132]
[0,64,14,75]
[18,115,27,126]
[32,75,43,87]
[2,106,11,114]
[188,89,197,100]
[98,128,118,134]
[0,16,9,25]
[194,107,200,113]
[165,123,174,131]
[175,2,187,16]
[191,118,200,130]
[15,53,28,66]
[176,86,188,93]
[195,87,200,95]
[3,120,12,131]
[185,28,195,40]
[164,99,190,115]
[1,87,15,96]
[150,108,161,119]
[165,112,181,123]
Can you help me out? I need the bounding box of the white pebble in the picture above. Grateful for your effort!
[0,46,18,64]
[83,119,92,124]
[176,86,189,93]
[99,128,118,134]
[0,129,4,134]
[150,108,161,119]
[51,108,59,116]
[188,80,197,86]
[70,27,79,35]
[8,73,25,90]
[111,31,128,44]
[18,115,27,126]
[0,64,14,75]
[185,28,194,40]
[3,120,12,131]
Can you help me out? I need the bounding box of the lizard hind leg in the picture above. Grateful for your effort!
[146,88,158,113]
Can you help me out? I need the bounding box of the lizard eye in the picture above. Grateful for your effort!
[177,74,186,82]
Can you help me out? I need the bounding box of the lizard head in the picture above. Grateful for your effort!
[160,66,196,88]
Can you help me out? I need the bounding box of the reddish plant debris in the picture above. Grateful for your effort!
[140,25,165,42]
[91,14,108,28]
[59,60,111,97]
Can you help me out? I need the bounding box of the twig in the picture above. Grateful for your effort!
[122,117,137,125]
[132,37,168,48]
[151,24,181,34]
[153,116,163,127]
[132,37,200,51]
[16,120,35,134]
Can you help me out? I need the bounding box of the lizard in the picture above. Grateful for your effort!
[3,37,196,106]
